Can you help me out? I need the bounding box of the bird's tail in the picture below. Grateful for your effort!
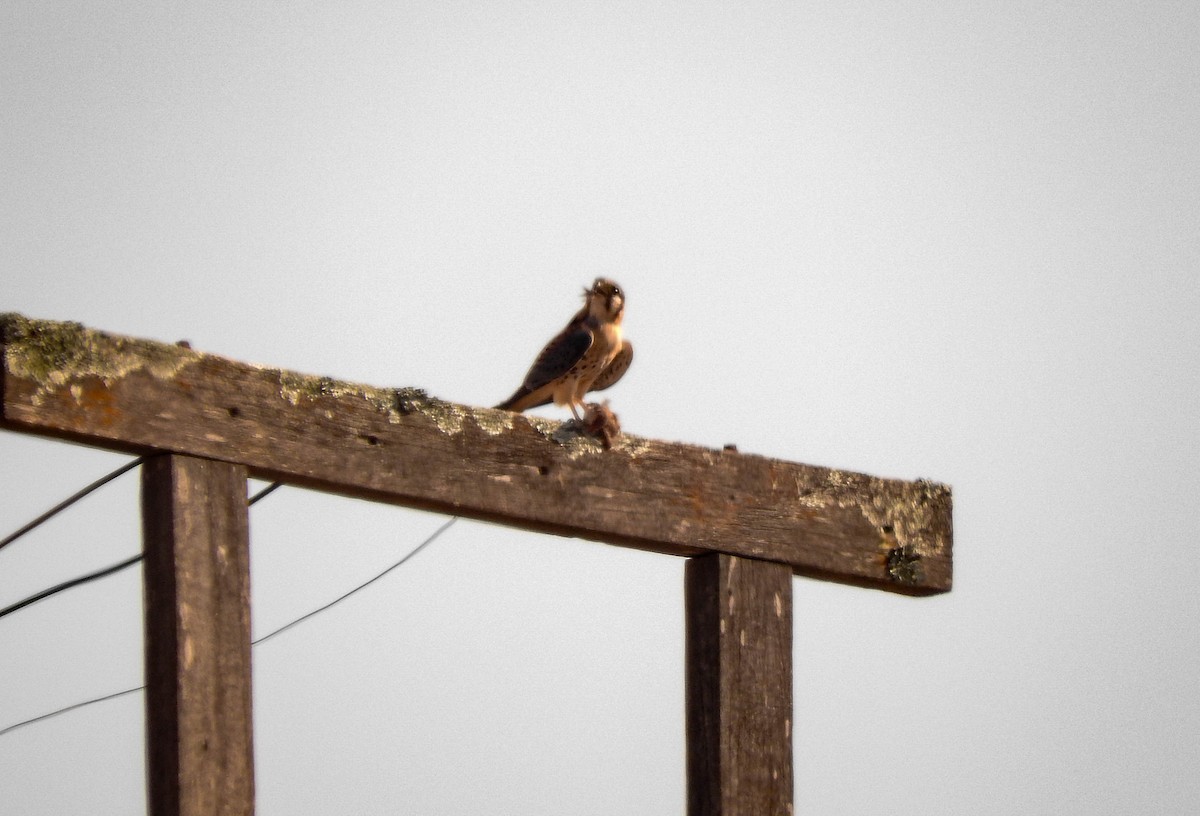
[494,395,521,411]
[495,387,549,413]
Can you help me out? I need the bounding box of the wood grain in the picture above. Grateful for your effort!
[687,554,793,815]
[142,454,254,816]
[1,313,952,594]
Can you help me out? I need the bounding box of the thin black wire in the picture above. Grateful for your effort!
[0,686,143,737]
[0,457,151,736]
[0,481,284,623]
[0,554,144,621]
[252,515,457,646]
[248,481,282,505]
[0,515,457,738]
[1,464,274,556]
[0,456,146,554]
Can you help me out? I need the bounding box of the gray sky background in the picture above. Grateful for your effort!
[3,2,1198,813]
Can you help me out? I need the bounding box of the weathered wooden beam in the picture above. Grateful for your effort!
[142,454,254,816]
[1,313,952,594]
[686,554,793,815]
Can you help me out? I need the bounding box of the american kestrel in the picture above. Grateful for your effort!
[496,278,633,421]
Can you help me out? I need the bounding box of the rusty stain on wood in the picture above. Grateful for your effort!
[1,312,953,594]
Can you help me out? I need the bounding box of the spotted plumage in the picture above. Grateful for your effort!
[496,278,633,420]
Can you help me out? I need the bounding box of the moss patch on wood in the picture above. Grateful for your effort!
[2,312,200,404]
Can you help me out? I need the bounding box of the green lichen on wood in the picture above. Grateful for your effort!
[392,386,618,449]
[275,375,490,435]
[275,375,522,439]
[513,410,647,457]
[390,386,475,434]
[1,312,199,401]
[885,544,926,585]
[275,370,405,417]
[473,405,516,437]
[796,466,951,561]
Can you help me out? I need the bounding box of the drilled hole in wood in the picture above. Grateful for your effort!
[226,406,241,418]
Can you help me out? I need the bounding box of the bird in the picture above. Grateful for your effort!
[496,278,633,421]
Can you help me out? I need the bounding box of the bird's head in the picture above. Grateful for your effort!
[584,278,625,322]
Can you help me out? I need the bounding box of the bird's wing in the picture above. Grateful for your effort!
[589,340,633,393]
[522,323,594,391]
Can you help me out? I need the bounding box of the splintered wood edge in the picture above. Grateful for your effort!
[1,312,953,594]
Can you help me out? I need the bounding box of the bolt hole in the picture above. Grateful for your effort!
[227,406,241,418]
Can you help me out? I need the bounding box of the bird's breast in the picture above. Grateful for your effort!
[594,322,622,361]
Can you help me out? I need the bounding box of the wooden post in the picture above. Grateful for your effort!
[142,454,255,816]
[687,554,793,816]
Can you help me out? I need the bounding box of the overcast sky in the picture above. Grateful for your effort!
[3,2,1199,813]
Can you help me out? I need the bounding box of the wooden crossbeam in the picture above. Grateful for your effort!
[0,312,952,594]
